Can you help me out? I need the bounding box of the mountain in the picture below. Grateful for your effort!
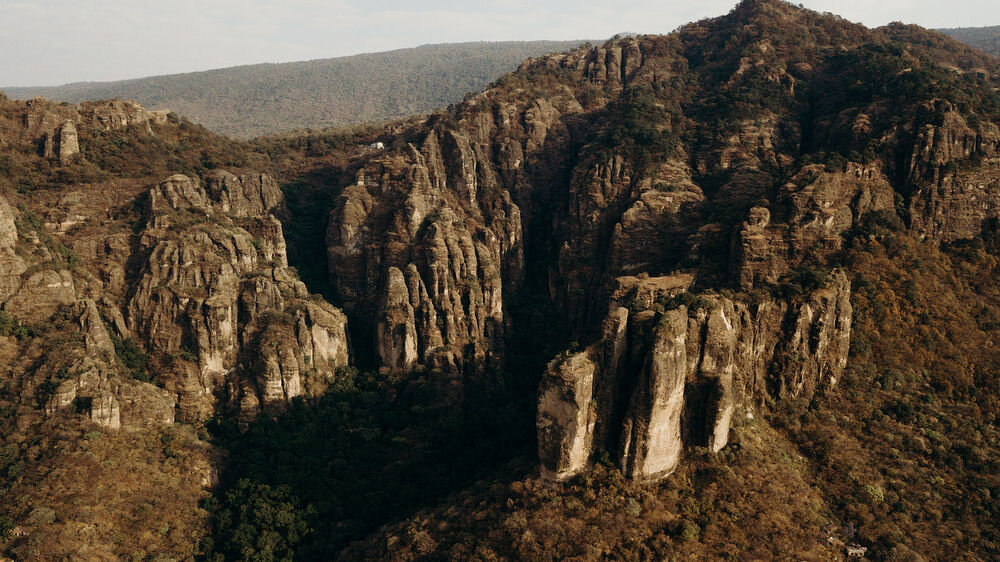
[1,41,586,139]
[939,25,1000,56]
[2,0,1000,559]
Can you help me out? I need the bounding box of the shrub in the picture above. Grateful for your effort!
[112,335,151,382]
[772,266,830,299]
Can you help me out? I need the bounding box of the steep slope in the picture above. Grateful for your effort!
[212,0,1000,557]
[0,96,353,558]
[3,41,586,139]
[2,0,1000,559]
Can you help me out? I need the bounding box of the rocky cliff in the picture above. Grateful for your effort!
[538,271,852,480]
[128,171,351,422]
[307,0,1000,484]
[0,165,350,431]
[4,1,1000,558]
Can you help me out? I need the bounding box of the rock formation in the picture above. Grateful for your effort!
[327,132,523,375]
[129,171,350,421]
[537,271,853,481]
[732,163,895,289]
[0,195,26,302]
[21,97,169,162]
[903,102,1000,243]
[42,299,176,430]
[1,166,351,430]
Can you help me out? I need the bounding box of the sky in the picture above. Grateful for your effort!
[1,0,998,87]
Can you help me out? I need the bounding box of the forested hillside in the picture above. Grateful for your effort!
[2,41,585,139]
[2,1,1000,560]
[939,26,1000,56]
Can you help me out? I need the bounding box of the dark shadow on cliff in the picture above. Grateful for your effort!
[199,367,528,559]
[199,275,568,560]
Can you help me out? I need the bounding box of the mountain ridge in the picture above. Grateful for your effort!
[938,25,1000,56]
[2,40,588,139]
[1,0,999,559]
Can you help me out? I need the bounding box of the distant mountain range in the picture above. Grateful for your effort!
[938,26,1000,56]
[2,41,586,139]
[3,28,997,141]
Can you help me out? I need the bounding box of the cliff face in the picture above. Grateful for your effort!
[127,171,350,422]
[326,118,547,375]
[903,102,1000,243]
[538,271,852,480]
[0,169,350,432]
[307,1,1000,485]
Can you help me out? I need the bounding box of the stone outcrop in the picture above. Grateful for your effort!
[537,271,852,481]
[42,299,176,430]
[732,163,895,289]
[87,99,170,133]
[620,307,689,479]
[42,120,80,164]
[20,97,168,163]
[0,195,26,302]
[537,350,599,480]
[327,129,523,375]
[2,269,76,319]
[128,171,349,421]
[903,102,1000,243]
[57,120,79,165]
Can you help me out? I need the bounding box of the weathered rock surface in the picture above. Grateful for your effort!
[128,172,349,421]
[2,269,76,319]
[732,163,894,289]
[17,97,168,162]
[620,307,689,480]
[538,271,852,481]
[57,120,79,165]
[903,102,1000,243]
[327,130,523,375]
[0,195,26,302]
[41,299,176,430]
[536,350,598,480]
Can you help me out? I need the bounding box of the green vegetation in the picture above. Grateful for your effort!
[201,479,312,562]
[112,335,151,383]
[5,41,586,139]
[200,367,531,558]
[0,312,29,340]
[938,26,1000,57]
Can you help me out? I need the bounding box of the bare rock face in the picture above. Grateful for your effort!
[20,98,167,166]
[0,195,26,302]
[42,299,176,431]
[327,130,522,375]
[908,106,1000,242]
[128,172,350,421]
[86,99,169,133]
[903,103,1000,243]
[376,267,420,370]
[537,350,598,480]
[57,120,79,165]
[620,307,689,480]
[3,269,76,319]
[732,163,894,289]
[537,271,852,481]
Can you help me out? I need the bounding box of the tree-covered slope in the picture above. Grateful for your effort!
[939,25,1000,57]
[2,41,585,139]
[3,1,1000,560]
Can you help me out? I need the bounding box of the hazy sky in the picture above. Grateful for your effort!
[2,0,997,87]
